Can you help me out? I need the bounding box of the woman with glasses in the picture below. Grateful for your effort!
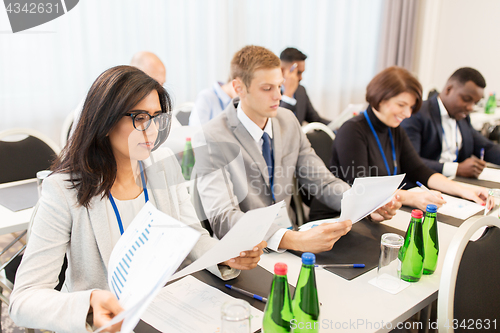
[9,66,266,332]
[309,66,488,221]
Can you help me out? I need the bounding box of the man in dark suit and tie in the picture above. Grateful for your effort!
[279,47,330,125]
[401,67,500,178]
[195,45,400,253]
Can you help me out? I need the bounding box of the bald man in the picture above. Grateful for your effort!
[130,51,166,86]
[69,51,172,138]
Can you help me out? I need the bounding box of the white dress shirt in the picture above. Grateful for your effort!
[438,97,463,177]
[106,191,148,246]
[280,86,297,106]
[236,103,288,252]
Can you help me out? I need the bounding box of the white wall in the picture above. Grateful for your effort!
[0,0,383,146]
[414,0,500,96]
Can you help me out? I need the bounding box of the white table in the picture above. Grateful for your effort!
[258,209,458,332]
[0,179,35,236]
[469,109,500,131]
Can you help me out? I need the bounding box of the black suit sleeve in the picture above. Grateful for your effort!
[399,129,436,186]
[471,128,500,165]
[401,114,445,173]
[303,93,330,125]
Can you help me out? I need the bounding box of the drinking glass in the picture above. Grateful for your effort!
[221,299,251,333]
[377,233,404,291]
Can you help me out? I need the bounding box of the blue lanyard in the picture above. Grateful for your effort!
[109,161,149,235]
[363,111,397,176]
[441,124,459,162]
[214,86,228,111]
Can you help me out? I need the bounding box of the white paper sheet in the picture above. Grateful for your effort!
[142,275,263,333]
[339,175,405,224]
[273,203,293,229]
[478,167,500,183]
[368,275,411,295]
[408,188,485,220]
[95,202,201,333]
[438,194,484,219]
[170,201,283,281]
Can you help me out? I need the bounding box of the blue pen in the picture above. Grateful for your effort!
[416,181,440,199]
[480,148,485,160]
[225,284,267,303]
[315,264,365,268]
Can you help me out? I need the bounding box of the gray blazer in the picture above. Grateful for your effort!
[9,149,232,333]
[195,99,350,240]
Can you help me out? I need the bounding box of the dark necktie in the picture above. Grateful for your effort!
[261,132,274,198]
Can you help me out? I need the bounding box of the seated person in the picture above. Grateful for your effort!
[189,79,237,126]
[195,45,400,255]
[279,47,330,125]
[401,67,500,178]
[9,66,265,333]
[309,67,488,221]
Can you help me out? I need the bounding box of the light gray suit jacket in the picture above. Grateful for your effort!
[9,149,233,333]
[195,99,350,240]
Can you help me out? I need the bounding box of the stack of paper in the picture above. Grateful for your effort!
[339,174,405,223]
[142,275,263,332]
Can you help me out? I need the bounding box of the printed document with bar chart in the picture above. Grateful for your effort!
[97,201,201,333]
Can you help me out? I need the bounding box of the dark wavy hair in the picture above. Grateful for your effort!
[52,65,172,207]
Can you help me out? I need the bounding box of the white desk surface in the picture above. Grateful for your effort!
[259,209,458,333]
[470,109,500,131]
[0,179,35,235]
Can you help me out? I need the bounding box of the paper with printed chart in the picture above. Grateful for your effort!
[94,202,201,333]
[339,174,405,224]
[142,275,263,333]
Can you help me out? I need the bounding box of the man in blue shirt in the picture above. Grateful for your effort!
[189,80,237,126]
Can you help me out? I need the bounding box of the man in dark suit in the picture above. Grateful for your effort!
[401,67,500,178]
[279,47,330,125]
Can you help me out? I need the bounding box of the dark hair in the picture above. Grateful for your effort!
[230,45,281,88]
[52,65,172,207]
[449,67,486,88]
[280,47,307,63]
[366,66,423,113]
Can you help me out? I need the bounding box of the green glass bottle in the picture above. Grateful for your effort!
[422,204,439,275]
[292,253,320,332]
[262,263,293,333]
[399,209,425,282]
[485,93,496,114]
[181,137,195,180]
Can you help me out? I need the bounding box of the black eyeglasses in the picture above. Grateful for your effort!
[124,112,171,131]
